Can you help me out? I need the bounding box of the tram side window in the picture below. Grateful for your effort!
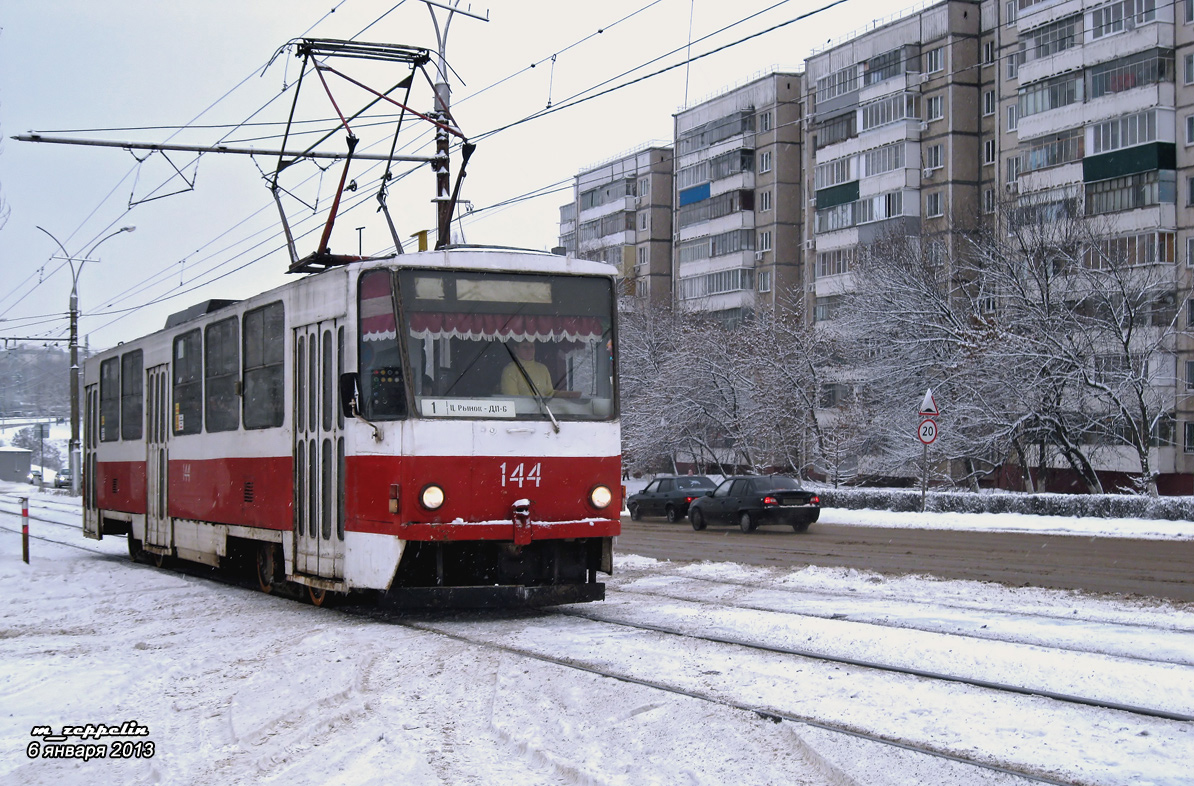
[99,357,120,442]
[358,270,407,420]
[243,301,285,429]
[173,329,202,435]
[120,350,143,441]
[205,316,240,432]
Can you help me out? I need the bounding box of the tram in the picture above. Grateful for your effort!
[82,247,621,606]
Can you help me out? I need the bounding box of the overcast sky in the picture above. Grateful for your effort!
[1,0,886,349]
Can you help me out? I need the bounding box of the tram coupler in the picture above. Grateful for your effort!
[512,499,532,546]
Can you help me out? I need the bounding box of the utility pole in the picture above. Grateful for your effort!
[37,225,135,495]
[424,0,487,249]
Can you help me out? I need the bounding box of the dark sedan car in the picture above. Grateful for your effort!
[627,475,717,522]
[689,475,821,533]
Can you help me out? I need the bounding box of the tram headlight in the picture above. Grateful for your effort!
[420,484,445,511]
[589,485,613,510]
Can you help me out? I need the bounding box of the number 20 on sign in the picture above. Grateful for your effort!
[918,419,938,445]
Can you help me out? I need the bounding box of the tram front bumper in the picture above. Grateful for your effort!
[379,582,605,609]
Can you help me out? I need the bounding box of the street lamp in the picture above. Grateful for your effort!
[36,225,136,496]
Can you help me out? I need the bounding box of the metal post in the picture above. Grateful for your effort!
[921,443,928,513]
[69,288,80,495]
[38,225,134,496]
[21,496,29,564]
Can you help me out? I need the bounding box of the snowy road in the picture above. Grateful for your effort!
[2,492,1193,785]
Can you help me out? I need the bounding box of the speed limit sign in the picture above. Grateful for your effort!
[918,419,938,445]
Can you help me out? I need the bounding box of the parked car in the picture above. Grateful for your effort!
[54,469,72,489]
[689,475,821,533]
[628,475,717,522]
[27,470,42,485]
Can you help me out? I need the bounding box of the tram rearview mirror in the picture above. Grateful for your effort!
[339,373,359,418]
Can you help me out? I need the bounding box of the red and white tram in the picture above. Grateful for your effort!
[83,247,621,606]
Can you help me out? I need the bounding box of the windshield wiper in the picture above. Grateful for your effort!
[500,341,560,433]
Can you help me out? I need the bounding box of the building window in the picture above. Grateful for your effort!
[639,212,647,230]
[1185,421,1194,453]
[1007,105,1018,131]
[1187,0,1194,23]
[756,270,772,293]
[1187,236,1194,267]
[815,155,854,189]
[760,189,772,211]
[1187,115,1194,145]
[636,246,647,267]
[926,95,944,121]
[862,92,920,131]
[1022,128,1084,172]
[758,230,772,251]
[983,40,995,64]
[639,177,649,197]
[1187,300,1194,328]
[758,150,772,173]
[1092,110,1157,154]
[983,90,996,116]
[816,248,854,278]
[984,139,996,165]
[1006,0,1017,24]
[926,191,944,218]
[760,111,773,132]
[925,144,943,170]
[983,188,996,214]
[814,295,840,322]
[1006,155,1022,183]
[1186,54,1194,85]
[1018,73,1082,118]
[1092,0,1157,40]
[1085,170,1176,215]
[1007,48,1020,79]
[1023,15,1081,63]
[1087,49,1173,101]
[1187,176,1194,207]
[862,142,906,177]
[924,48,944,74]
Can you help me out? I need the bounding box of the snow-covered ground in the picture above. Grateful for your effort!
[1,490,1192,785]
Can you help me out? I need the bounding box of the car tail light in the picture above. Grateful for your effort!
[763,496,778,506]
[685,496,696,503]
[811,495,821,505]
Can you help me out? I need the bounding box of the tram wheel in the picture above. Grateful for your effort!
[308,585,330,607]
[127,535,142,562]
[150,550,167,569]
[256,543,279,594]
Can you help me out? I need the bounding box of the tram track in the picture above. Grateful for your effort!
[605,575,1194,668]
[5,510,1189,784]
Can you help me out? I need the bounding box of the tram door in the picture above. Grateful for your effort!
[83,384,100,538]
[145,365,171,551]
[293,322,345,580]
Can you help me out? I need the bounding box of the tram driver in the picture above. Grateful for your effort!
[500,340,554,397]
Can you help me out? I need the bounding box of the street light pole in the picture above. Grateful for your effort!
[37,225,135,496]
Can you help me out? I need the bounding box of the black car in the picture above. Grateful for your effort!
[688,475,820,533]
[627,475,717,522]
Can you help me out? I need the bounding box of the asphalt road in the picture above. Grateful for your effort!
[614,515,1194,602]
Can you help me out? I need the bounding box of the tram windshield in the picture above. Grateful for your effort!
[357,268,616,422]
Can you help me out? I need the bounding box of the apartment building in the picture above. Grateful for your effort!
[558,144,674,303]
[804,0,983,324]
[672,72,804,322]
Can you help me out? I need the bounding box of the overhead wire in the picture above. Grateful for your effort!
[16,0,863,343]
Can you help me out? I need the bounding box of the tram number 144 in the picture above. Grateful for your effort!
[500,462,542,488]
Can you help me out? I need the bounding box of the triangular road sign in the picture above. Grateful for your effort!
[919,388,939,417]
